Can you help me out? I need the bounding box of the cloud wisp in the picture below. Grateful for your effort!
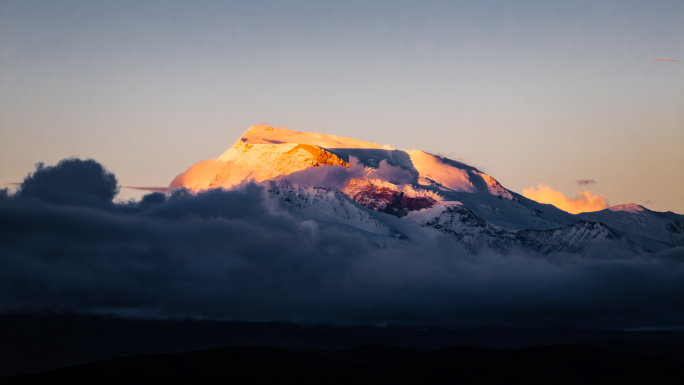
[651,58,681,62]
[522,183,609,214]
[1,159,683,328]
[575,179,597,186]
[124,186,175,193]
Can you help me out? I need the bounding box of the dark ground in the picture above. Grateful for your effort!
[2,314,684,383]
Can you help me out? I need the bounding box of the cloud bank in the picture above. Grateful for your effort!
[17,159,119,208]
[523,183,609,214]
[1,159,683,328]
[575,179,597,186]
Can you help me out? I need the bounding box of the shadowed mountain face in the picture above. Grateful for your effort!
[578,204,684,248]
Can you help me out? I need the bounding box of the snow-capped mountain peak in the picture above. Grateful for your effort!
[234,123,396,150]
[168,124,682,257]
[608,203,644,213]
[173,124,517,202]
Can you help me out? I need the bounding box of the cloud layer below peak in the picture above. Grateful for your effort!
[1,159,683,328]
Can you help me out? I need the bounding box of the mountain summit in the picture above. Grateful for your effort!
[173,124,514,199]
[170,124,683,258]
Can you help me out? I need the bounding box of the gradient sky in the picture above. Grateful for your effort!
[1,0,682,212]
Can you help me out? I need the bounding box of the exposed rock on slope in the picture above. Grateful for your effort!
[343,178,439,217]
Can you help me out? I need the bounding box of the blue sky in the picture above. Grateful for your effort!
[1,0,682,212]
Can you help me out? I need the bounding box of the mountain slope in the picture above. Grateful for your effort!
[578,204,684,250]
[264,180,404,238]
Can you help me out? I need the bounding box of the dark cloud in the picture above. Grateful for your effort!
[576,179,598,186]
[645,200,654,205]
[1,158,683,328]
[17,158,119,208]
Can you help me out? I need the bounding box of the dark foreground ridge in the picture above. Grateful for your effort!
[2,314,684,383]
[6,343,684,384]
